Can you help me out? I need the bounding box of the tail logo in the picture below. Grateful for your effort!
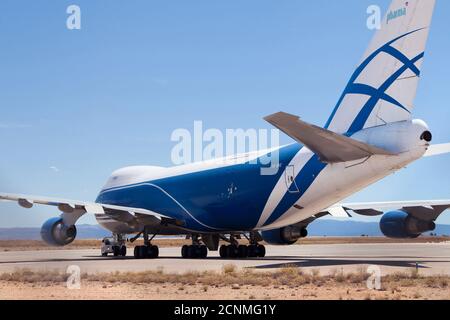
[387,6,407,24]
[325,28,425,133]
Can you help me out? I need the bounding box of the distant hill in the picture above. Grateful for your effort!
[308,219,450,237]
[0,224,110,240]
[0,220,449,240]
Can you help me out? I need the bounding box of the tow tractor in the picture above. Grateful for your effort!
[101,234,127,257]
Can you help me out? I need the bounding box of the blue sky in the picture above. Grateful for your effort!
[1,0,450,227]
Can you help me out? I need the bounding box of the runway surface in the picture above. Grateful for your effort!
[1,243,450,276]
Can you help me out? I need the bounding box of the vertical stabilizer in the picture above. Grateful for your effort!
[326,0,436,134]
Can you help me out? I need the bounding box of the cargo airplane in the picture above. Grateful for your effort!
[2,0,450,259]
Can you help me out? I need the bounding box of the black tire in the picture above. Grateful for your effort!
[113,246,120,257]
[227,245,238,259]
[187,245,196,259]
[219,245,228,258]
[146,245,154,258]
[191,245,199,259]
[238,245,248,258]
[134,246,140,259]
[181,245,189,258]
[257,245,266,258]
[139,245,148,259]
[101,252,108,257]
[195,245,203,259]
[146,245,159,259]
[151,245,159,259]
[120,246,127,257]
[247,245,258,258]
[200,245,208,259]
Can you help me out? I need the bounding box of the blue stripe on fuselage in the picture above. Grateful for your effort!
[263,153,327,226]
[96,144,303,232]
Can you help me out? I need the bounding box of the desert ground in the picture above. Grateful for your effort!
[1,237,450,300]
[1,266,450,300]
[0,236,448,251]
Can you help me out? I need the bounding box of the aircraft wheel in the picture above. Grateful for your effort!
[193,245,203,259]
[146,246,153,258]
[247,245,258,258]
[187,245,196,258]
[134,246,140,259]
[183,245,207,259]
[101,252,108,257]
[150,245,159,259]
[256,245,266,258]
[181,245,189,258]
[120,245,127,257]
[238,245,248,258]
[226,245,238,259]
[139,245,148,259]
[219,245,228,258]
[200,245,208,259]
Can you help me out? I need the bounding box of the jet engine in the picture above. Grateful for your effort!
[380,210,436,239]
[261,226,308,245]
[40,217,77,246]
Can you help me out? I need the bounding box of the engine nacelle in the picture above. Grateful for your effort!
[380,210,436,239]
[261,226,308,245]
[40,217,77,246]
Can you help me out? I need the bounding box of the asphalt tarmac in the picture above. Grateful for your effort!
[1,242,450,276]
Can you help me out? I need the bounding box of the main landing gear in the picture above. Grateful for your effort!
[134,244,159,259]
[133,227,160,259]
[219,244,266,258]
[219,233,266,259]
[181,244,208,259]
[181,234,208,259]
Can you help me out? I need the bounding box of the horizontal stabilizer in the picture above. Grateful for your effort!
[424,143,450,157]
[264,112,395,163]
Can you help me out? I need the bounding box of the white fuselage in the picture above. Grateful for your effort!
[96,119,430,233]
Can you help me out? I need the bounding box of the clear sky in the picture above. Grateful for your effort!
[1,0,449,227]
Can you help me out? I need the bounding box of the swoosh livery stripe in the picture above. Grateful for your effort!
[325,28,426,130]
[262,154,327,227]
[344,83,408,112]
[100,182,226,231]
[97,144,302,232]
[256,147,311,228]
[348,51,424,133]
[260,30,427,228]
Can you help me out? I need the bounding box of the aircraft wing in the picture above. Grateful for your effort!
[0,192,174,227]
[327,200,450,222]
[264,112,395,163]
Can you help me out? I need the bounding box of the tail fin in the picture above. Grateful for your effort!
[325,0,436,134]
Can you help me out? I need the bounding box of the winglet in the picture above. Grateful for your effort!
[265,112,395,163]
